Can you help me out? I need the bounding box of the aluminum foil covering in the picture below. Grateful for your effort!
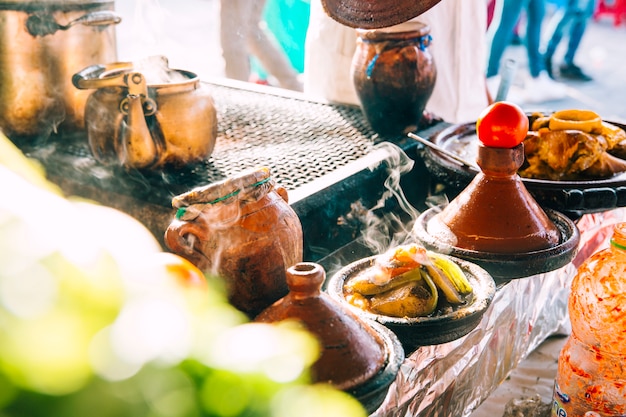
[372,208,626,417]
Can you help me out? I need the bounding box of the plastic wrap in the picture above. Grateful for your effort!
[372,208,626,417]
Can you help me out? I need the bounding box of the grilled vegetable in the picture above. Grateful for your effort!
[368,271,438,318]
[427,253,473,295]
[343,244,474,318]
[345,267,423,296]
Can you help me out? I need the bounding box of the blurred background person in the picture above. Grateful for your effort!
[220,0,303,91]
[303,0,491,124]
[543,0,596,81]
[487,0,567,102]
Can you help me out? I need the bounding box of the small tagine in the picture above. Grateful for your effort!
[255,262,403,413]
[426,102,560,253]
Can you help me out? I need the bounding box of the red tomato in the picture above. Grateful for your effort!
[476,101,529,148]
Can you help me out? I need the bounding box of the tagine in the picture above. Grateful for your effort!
[326,243,497,350]
[424,101,560,254]
[342,244,473,318]
[255,262,404,413]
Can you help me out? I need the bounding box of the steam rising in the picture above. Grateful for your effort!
[352,142,421,255]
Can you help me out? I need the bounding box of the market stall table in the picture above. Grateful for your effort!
[16,80,620,416]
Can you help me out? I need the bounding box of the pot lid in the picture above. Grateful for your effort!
[0,0,113,10]
[255,262,387,391]
[321,0,441,29]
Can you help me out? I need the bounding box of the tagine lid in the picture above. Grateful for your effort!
[255,262,386,391]
[321,0,441,29]
[426,102,561,254]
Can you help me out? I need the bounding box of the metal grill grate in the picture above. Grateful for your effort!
[200,82,383,191]
[29,81,409,207]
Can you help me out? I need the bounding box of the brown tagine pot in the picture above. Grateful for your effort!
[255,262,404,414]
[413,102,580,281]
[321,0,441,29]
[426,142,561,253]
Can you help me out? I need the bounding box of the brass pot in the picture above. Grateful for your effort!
[72,56,218,169]
[0,0,120,141]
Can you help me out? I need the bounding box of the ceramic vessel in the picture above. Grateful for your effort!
[425,143,560,253]
[326,254,496,353]
[256,262,404,414]
[321,0,441,29]
[164,167,303,318]
[351,21,436,136]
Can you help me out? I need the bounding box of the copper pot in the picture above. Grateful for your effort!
[72,56,218,169]
[0,0,120,141]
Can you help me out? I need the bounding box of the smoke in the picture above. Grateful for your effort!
[350,142,422,256]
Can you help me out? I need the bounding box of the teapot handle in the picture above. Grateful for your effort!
[72,61,136,90]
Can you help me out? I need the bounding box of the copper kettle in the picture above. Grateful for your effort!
[72,56,218,169]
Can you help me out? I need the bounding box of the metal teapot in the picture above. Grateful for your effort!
[72,56,218,169]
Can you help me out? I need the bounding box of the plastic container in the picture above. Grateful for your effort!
[551,223,626,416]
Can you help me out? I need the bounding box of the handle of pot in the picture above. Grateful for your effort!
[276,185,289,203]
[164,220,210,269]
[72,61,135,90]
[71,11,122,28]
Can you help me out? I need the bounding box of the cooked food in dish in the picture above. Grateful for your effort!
[343,244,473,318]
[520,110,626,180]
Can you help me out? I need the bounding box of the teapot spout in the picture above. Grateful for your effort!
[119,72,158,168]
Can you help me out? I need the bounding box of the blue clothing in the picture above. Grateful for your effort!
[487,0,547,78]
[543,0,596,64]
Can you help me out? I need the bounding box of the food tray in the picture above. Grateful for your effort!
[421,120,626,216]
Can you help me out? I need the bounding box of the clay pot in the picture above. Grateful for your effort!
[425,143,560,253]
[164,167,303,318]
[255,262,404,414]
[351,21,437,137]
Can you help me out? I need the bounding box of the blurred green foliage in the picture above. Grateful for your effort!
[0,132,367,417]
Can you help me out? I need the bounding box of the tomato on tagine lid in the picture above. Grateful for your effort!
[425,101,560,253]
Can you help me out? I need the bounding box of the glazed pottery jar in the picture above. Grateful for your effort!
[351,21,437,136]
[164,167,303,318]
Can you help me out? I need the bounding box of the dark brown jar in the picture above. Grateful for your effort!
[164,167,303,318]
[351,21,437,137]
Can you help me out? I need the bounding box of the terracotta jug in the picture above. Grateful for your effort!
[164,167,303,318]
[351,21,437,136]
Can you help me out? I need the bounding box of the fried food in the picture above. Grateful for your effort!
[520,111,626,180]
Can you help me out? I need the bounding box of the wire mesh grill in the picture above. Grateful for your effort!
[30,81,401,206]
[201,82,382,191]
